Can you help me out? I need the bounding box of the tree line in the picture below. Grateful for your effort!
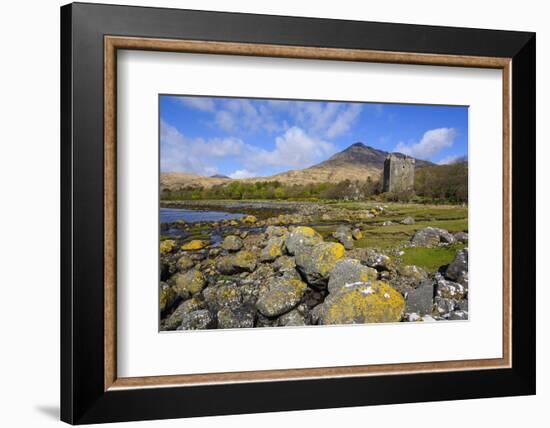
[161,162,467,204]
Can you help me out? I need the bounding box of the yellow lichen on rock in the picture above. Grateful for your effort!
[320,281,405,325]
[242,215,257,224]
[181,239,206,251]
[256,277,307,317]
[316,242,345,276]
[173,269,206,297]
[160,239,176,255]
[159,284,176,312]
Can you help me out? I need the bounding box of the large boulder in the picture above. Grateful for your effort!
[404,279,434,316]
[285,226,323,255]
[295,242,345,286]
[172,270,206,297]
[217,306,255,329]
[411,227,455,247]
[221,235,243,252]
[178,309,215,330]
[327,258,378,293]
[256,277,307,317]
[260,236,286,262]
[332,225,354,250]
[318,281,405,325]
[446,248,468,287]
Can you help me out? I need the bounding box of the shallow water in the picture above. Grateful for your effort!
[160,207,244,223]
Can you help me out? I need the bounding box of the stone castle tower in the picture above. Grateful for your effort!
[383,154,415,193]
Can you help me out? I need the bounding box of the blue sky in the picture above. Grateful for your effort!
[160,95,468,178]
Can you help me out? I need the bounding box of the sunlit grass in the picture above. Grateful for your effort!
[400,244,466,272]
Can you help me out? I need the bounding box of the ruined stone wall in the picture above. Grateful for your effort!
[383,154,415,192]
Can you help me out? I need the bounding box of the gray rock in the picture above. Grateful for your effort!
[277,308,306,326]
[448,310,468,320]
[159,282,177,313]
[178,309,214,330]
[411,227,455,247]
[273,255,296,272]
[285,226,323,255]
[405,280,434,316]
[390,265,429,294]
[327,258,378,293]
[203,283,243,312]
[176,255,195,271]
[265,225,288,238]
[363,248,393,271]
[333,225,354,250]
[256,277,307,317]
[401,216,415,225]
[310,304,323,324]
[439,229,456,244]
[436,275,466,300]
[216,250,257,274]
[217,306,255,329]
[295,241,345,286]
[260,236,286,262]
[454,232,469,243]
[446,248,468,287]
[172,270,206,297]
[456,299,469,311]
[221,235,243,252]
[163,297,205,330]
[434,296,457,316]
[318,281,405,325]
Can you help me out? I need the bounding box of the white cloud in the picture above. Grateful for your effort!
[394,128,457,160]
[438,155,460,165]
[272,101,362,139]
[326,104,362,138]
[247,126,337,169]
[229,169,256,179]
[178,97,215,112]
[215,110,236,133]
[160,120,244,175]
[438,154,467,165]
[215,99,281,135]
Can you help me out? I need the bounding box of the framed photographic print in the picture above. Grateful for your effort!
[61,2,536,424]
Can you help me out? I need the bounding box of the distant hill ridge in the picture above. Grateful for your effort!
[160,142,433,190]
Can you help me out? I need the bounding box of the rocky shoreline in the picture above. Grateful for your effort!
[159,202,468,330]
